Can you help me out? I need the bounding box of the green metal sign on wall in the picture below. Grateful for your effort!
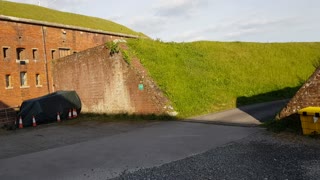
[138,84,144,91]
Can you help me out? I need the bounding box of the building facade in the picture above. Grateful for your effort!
[0,15,137,108]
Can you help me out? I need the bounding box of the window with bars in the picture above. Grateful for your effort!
[3,47,9,60]
[35,74,41,86]
[20,72,27,87]
[16,48,26,60]
[32,49,38,60]
[5,74,12,88]
[51,49,56,60]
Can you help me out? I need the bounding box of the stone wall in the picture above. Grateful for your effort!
[52,44,171,114]
[278,67,320,119]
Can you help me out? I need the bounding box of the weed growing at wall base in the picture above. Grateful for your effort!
[121,49,131,64]
[105,42,120,56]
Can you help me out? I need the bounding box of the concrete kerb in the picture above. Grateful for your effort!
[182,119,260,127]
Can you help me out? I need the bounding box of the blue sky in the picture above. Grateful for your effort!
[7,0,320,42]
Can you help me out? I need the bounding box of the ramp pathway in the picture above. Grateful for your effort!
[186,99,288,126]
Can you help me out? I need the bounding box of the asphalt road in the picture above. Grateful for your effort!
[0,121,259,180]
[1,99,319,180]
[114,131,320,180]
[186,99,288,126]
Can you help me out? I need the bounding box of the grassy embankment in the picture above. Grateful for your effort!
[127,39,320,118]
[0,0,140,36]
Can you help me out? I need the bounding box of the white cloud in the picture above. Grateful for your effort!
[218,16,301,41]
[169,16,303,42]
[127,16,168,35]
[154,0,208,17]
[6,0,87,13]
[44,0,87,13]
[6,0,320,42]
[5,0,36,5]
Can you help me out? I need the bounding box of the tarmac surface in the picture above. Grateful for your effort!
[113,131,320,180]
[0,99,319,179]
[186,99,289,126]
[0,121,259,179]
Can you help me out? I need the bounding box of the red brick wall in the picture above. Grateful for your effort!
[0,20,49,107]
[52,45,170,114]
[278,67,320,119]
[0,19,125,108]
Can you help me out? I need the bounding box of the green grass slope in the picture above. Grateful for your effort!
[128,39,320,117]
[0,0,140,36]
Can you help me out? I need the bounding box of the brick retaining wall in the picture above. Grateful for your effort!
[52,44,171,114]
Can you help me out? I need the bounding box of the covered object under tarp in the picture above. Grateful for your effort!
[17,91,81,127]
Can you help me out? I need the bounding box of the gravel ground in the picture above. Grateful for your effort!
[113,131,320,180]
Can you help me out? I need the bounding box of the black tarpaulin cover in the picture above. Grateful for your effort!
[17,91,81,127]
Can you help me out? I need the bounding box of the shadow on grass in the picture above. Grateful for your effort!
[261,114,302,134]
[231,86,301,124]
[236,86,301,107]
[2,112,178,129]
[62,113,178,125]
[262,114,320,138]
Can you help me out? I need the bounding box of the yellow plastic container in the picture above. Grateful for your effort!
[298,107,320,135]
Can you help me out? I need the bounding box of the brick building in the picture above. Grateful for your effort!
[0,15,138,108]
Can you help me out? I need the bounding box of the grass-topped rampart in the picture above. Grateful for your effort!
[127,39,320,117]
[0,0,140,36]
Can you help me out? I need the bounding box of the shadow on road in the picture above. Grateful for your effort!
[236,86,300,107]
[236,86,301,122]
[186,86,301,126]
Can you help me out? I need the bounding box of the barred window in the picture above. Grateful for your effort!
[32,49,38,60]
[35,74,41,86]
[16,48,26,60]
[3,47,9,59]
[5,74,12,88]
[20,72,27,86]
